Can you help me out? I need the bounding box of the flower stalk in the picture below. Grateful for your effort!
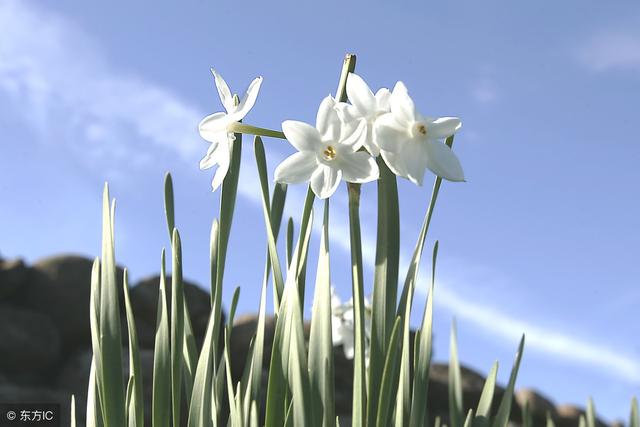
[227,122,286,140]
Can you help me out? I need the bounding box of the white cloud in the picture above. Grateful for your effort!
[2,0,638,386]
[578,29,640,72]
[0,0,202,181]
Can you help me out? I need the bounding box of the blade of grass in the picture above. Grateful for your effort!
[449,319,463,427]
[394,270,414,427]
[212,127,242,367]
[631,397,639,427]
[123,269,144,427]
[187,297,217,427]
[463,410,474,427]
[546,412,556,427]
[408,242,438,427]
[472,361,499,427]
[586,398,596,427]
[99,185,125,427]
[308,200,335,427]
[375,316,402,427]
[254,135,286,309]
[286,218,294,268]
[152,251,170,427]
[491,335,525,427]
[347,181,367,426]
[223,288,242,427]
[170,229,185,427]
[368,158,400,427]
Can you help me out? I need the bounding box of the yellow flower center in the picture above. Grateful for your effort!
[323,145,337,161]
[417,124,427,136]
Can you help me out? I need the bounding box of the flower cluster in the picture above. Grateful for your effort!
[330,286,372,362]
[275,72,464,198]
[198,70,464,198]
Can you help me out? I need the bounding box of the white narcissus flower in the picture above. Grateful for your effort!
[330,286,372,363]
[341,72,391,156]
[199,69,262,191]
[274,96,380,199]
[375,81,464,185]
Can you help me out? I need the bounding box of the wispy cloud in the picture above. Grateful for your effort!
[2,0,638,386]
[577,29,640,72]
[0,0,202,181]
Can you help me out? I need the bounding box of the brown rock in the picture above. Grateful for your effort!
[0,257,29,299]
[516,388,557,425]
[23,254,125,350]
[129,275,212,349]
[0,305,61,378]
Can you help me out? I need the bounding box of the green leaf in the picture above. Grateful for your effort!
[522,401,532,427]
[209,219,219,309]
[152,251,171,427]
[375,316,402,427]
[123,270,144,427]
[86,356,104,427]
[170,229,185,427]
[579,415,587,427]
[182,300,198,405]
[254,135,286,310]
[491,335,525,427]
[186,296,217,427]
[99,184,126,427]
[631,397,639,427]
[472,361,499,427]
[546,411,557,427]
[71,395,76,427]
[347,182,367,426]
[223,288,242,427]
[164,172,175,240]
[265,212,314,426]
[88,258,103,427]
[308,200,335,427]
[449,319,463,427]
[409,242,438,427]
[586,398,596,427]
[368,158,400,427]
[286,218,294,268]
[463,409,474,427]
[394,265,414,427]
[212,129,242,364]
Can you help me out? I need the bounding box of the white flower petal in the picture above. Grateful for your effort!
[380,139,430,185]
[211,69,234,112]
[340,151,380,183]
[310,165,342,199]
[361,123,380,156]
[198,112,229,142]
[199,141,220,170]
[340,119,367,151]
[274,152,318,184]
[282,120,322,152]
[390,81,415,126]
[316,96,341,141]
[425,141,465,182]
[346,72,376,115]
[428,117,462,140]
[374,113,409,152]
[210,142,232,191]
[375,88,392,112]
[232,76,263,120]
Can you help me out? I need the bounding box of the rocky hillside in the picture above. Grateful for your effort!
[0,255,617,426]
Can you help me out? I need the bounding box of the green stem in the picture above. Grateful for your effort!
[227,122,286,140]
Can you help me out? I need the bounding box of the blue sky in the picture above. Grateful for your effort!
[1,0,639,421]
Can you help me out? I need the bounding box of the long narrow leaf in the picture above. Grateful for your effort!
[254,135,285,309]
[472,361,499,427]
[308,200,335,427]
[491,335,525,427]
[123,269,144,427]
[368,158,400,427]
[99,185,126,427]
[170,229,185,427]
[152,251,171,427]
[375,317,402,427]
[631,397,639,427]
[408,242,438,427]
[449,320,463,427]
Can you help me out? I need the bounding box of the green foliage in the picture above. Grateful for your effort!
[82,54,637,427]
